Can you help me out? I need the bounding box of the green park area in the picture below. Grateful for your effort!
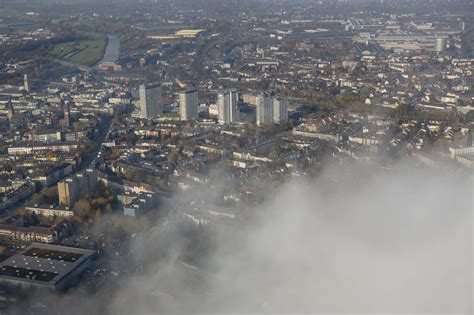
[50,38,106,66]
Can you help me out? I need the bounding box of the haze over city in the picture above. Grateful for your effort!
[0,0,472,314]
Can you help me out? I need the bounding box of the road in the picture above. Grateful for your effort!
[81,115,113,169]
[48,57,95,72]
[190,23,231,85]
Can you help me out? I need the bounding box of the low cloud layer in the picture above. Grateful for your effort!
[106,161,472,314]
[14,160,471,314]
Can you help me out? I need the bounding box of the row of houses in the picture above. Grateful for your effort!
[0,220,71,244]
[0,182,35,211]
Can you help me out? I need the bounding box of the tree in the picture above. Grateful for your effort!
[167,150,179,166]
[91,197,108,209]
[125,132,139,146]
[105,204,113,214]
[42,186,58,203]
[74,198,93,217]
[269,146,281,160]
[30,193,46,205]
[30,186,58,205]
[22,212,40,226]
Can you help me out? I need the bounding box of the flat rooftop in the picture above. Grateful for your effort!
[0,243,94,288]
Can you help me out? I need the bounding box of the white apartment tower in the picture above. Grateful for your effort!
[273,96,288,124]
[23,74,30,93]
[179,89,199,120]
[217,89,239,124]
[139,83,162,119]
[256,91,274,126]
[256,91,288,126]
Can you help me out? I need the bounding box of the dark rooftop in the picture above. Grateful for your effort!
[0,243,95,287]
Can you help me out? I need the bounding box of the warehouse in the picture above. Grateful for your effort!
[0,243,95,292]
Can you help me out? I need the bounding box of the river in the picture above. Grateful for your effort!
[99,34,120,64]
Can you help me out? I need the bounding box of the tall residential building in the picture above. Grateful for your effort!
[217,89,239,124]
[60,101,70,128]
[58,178,79,207]
[273,97,288,124]
[434,37,447,53]
[6,100,14,122]
[179,89,199,120]
[257,91,288,126]
[58,169,97,207]
[139,83,162,119]
[256,91,274,126]
[23,74,30,93]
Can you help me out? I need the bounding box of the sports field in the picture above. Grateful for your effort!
[50,38,106,66]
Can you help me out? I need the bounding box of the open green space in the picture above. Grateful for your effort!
[49,38,106,66]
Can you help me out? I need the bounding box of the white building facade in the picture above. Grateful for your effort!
[139,83,162,119]
[217,89,239,124]
[179,89,199,120]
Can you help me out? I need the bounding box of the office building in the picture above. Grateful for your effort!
[217,89,239,124]
[139,83,162,119]
[179,89,199,120]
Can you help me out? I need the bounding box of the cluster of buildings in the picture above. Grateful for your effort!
[118,191,158,218]
[256,91,288,126]
[139,84,290,127]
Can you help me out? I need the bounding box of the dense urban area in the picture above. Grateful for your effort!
[0,0,472,313]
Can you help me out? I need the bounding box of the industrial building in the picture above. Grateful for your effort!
[0,243,95,292]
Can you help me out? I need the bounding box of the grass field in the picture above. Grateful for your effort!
[50,38,106,66]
